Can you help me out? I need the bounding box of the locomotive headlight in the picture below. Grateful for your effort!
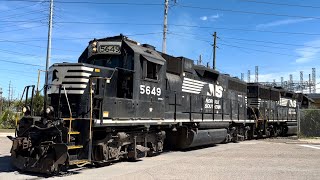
[92,47,97,53]
[46,107,51,114]
[46,106,54,114]
[22,107,27,113]
[92,41,97,47]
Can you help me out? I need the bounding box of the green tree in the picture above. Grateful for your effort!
[33,91,44,116]
[0,109,18,129]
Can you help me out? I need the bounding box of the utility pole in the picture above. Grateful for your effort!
[213,32,217,70]
[44,0,54,110]
[8,81,11,107]
[255,66,258,83]
[162,0,169,53]
[37,69,46,92]
[199,55,202,65]
[0,87,2,116]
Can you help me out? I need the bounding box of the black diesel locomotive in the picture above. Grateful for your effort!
[9,35,304,174]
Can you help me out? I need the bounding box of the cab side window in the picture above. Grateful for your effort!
[146,61,158,80]
[141,56,161,80]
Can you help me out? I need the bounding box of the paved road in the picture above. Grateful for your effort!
[0,137,320,180]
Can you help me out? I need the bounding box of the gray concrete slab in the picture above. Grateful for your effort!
[0,137,319,180]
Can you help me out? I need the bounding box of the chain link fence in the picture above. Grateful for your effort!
[298,109,320,137]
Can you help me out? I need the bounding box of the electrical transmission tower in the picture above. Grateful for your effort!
[312,68,316,93]
[241,73,244,81]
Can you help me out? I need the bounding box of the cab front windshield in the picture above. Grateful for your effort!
[89,55,122,68]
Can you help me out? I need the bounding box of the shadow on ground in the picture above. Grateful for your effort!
[0,155,14,172]
[0,155,83,179]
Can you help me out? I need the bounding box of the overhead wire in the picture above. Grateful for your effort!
[168,31,320,54]
[235,0,320,9]
[220,39,319,53]
[0,9,48,21]
[0,25,45,34]
[219,42,301,57]
[0,48,43,58]
[174,4,320,20]
[219,36,320,49]
[0,59,43,67]
[47,21,320,36]
[3,0,319,19]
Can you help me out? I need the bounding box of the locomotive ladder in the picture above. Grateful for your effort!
[59,85,91,166]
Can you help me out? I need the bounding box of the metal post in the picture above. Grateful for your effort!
[44,0,54,111]
[162,0,169,53]
[189,95,192,121]
[297,105,300,137]
[89,79,93,161]
[174,92,176,120]
[201,96,204,121]
[213,32,217,70]
[37,70,41,92]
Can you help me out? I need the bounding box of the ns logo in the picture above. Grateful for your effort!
[207,83,223,98]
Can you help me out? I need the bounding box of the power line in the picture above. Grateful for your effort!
[0,39,81,52]
[0,48,43,57]
[54,1,163,6]
[2,0,320,20]
[0,9,47,21]
[168,31,320,54]
[49,21,320,36]
[12,16,315,37]
[219,42,300,57]
[0,59,43,67]
[168,32,313,58]
[175,4,320,20]
[0,25,45,34]
[0,0,163,6]
[220,36,320,49]
[219,38,320,53]
[169,31,320,48]
[1,1,43,13]
[168,24,320,36]
[236,0,320,9]
[168,32,211,43]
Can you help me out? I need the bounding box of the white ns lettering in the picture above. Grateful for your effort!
[207,83,223,98]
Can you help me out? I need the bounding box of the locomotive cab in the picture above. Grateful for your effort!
[48,35,166,121]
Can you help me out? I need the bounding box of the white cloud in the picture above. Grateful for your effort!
[200,16,208,21]
[295,39,320,63]
[200,14,221,21]
[256,18,314,29]
[210,14,220,19]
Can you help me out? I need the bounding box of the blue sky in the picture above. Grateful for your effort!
[0,0,319,99]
